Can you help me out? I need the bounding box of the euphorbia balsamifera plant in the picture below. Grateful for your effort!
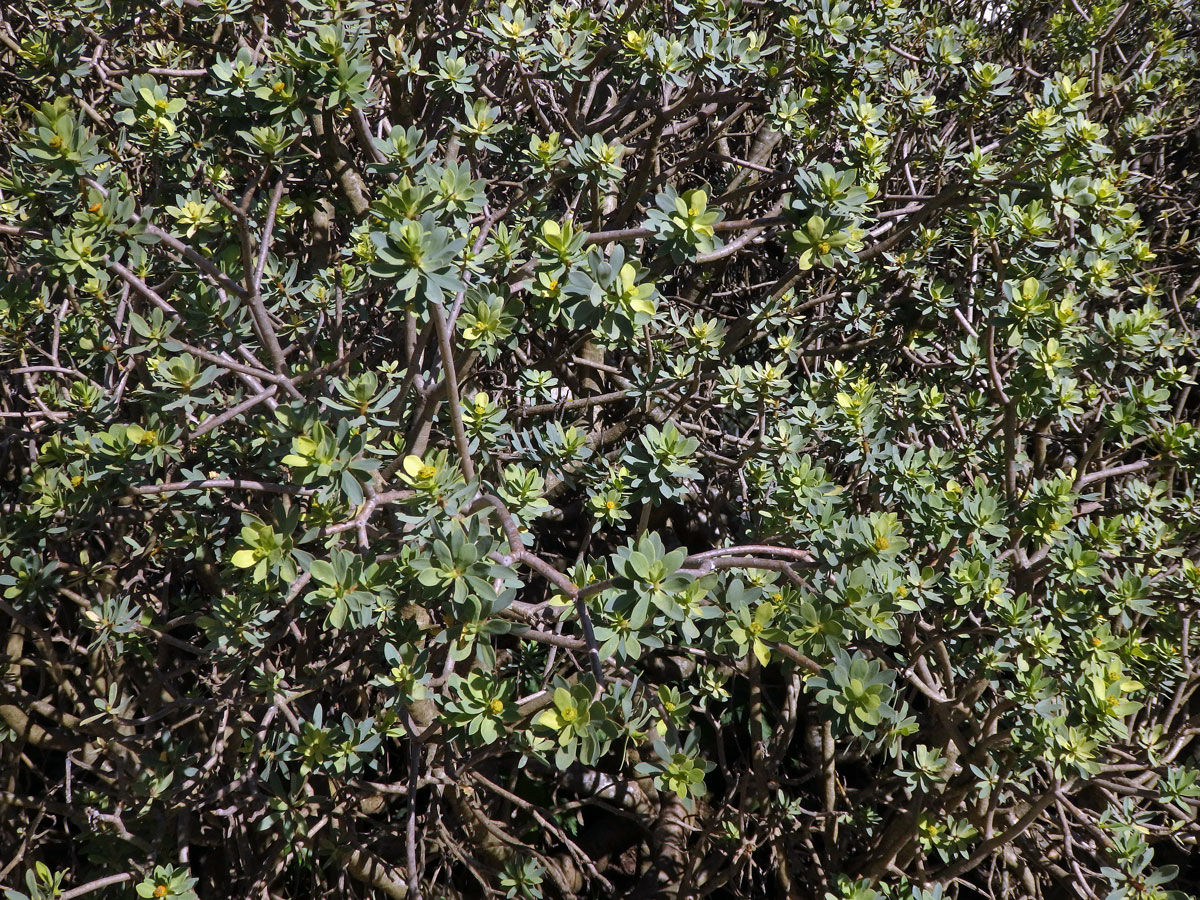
[2,1,1200,899]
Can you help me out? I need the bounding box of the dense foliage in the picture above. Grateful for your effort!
[3,0,1200,898]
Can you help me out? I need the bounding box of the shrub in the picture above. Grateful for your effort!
[2,1,1200,899]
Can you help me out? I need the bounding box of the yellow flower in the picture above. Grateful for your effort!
[403,455,437,482]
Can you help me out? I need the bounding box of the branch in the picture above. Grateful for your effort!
[1076,458,1153,487]
[471,493,606,684]
[189,385,278,439]
[59,874,133,900]
[430,301,476,483]
[86,178,249,299]
[106,258,299,394]
[342,848,409,899]
[935,786,1063,880]
[230,179,288,373]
